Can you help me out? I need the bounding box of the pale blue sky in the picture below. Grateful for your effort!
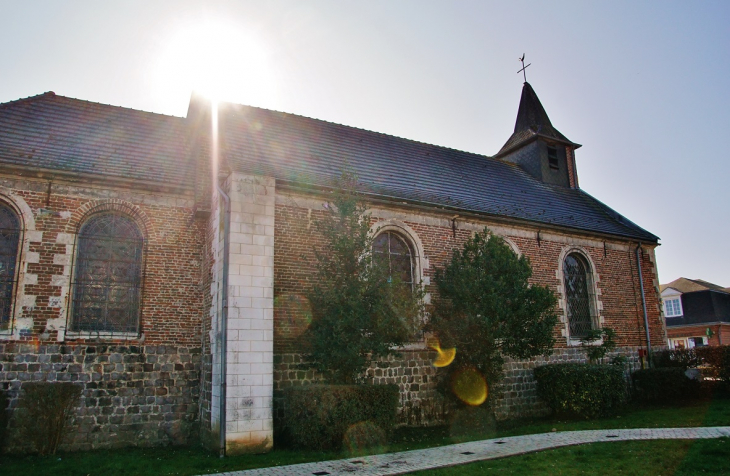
[2,0,729,286]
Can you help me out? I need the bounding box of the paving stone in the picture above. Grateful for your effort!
[203,426,730,476]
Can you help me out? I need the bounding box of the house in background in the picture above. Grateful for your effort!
[661,277,730,349]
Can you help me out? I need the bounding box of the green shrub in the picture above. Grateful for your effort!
[534,363,626,419]
[631,368,702,402]
[280,384,398,450]
[305,172,424,384]
[652,348,700,370]
[13,382,82,455]
[427,229,557,408]
[695,345,730,382]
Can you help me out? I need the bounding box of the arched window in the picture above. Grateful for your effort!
[563,252,595,338]
[0,202,21,329]
[71,213,143,334]
[373,231,414,290]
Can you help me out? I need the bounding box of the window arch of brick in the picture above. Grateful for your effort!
[0,200,22,331]
[65,199,151,237]
[560,249,599,340]
[69,212,145,335]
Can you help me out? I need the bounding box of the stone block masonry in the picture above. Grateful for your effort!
[209,173,275,455]
[0,344,200,452]
[0,177,206,451]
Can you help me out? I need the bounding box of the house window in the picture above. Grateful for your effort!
[0,203,21,329]
[547,146,559,170]
[71,213,143,334]
[373,231,414,290]
[690,337,706,348]
[563,252,595,338]
[664,297,683,317]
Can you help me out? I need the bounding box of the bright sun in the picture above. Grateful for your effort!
[154,19,278,109]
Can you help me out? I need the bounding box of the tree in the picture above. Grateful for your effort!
[305,173,424,384]
[427,229,557,406]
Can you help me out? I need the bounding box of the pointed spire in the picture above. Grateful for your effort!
[496,82,580,157]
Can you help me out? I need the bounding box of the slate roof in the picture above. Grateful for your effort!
[0,90,658,243]
[216,101,658,242]
[497,82,580,157]
[0,92,192,189]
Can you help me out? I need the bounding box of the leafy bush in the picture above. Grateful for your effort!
[427,229,557,408]
[13,382,82,455]
[280,384,398,450]
[695,345,730,382]
[534,363,626,419]
[305,173,424,384]
[580,327,617,363]
[631,368,702,402]
[652,348,700,370]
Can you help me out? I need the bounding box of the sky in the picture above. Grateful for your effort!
[2,0,729,286]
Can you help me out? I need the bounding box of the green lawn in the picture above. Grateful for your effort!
[412,438,730,475]
[1,396,728,476]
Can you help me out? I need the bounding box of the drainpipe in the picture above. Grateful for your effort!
[216,181,231,458]
[635,244,652,361]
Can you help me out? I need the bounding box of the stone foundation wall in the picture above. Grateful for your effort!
[273,346,647,426]
[0,343,200,452]
[493,346,644,420]
[273,350,445,427]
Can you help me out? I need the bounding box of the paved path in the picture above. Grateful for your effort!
[207,426,730,476]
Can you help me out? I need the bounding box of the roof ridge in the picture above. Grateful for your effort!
[220,101,496,161]
[50,94,185,120]
[0,91,56,109]
[0,91,184,120]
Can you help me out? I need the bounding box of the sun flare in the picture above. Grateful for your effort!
[154,19,278,109]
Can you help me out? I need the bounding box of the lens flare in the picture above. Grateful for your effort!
[273,293,312,341]
[427,337,456,368]
[343,421,386,455]
[451,367,488,406]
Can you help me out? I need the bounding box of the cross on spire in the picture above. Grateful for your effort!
[518,54,531,83]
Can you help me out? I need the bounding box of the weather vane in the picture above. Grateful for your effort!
[518,54,531,82]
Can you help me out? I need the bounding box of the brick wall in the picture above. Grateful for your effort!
[272,191,665,420]
[667,324,730,347]
[0,176,206,450]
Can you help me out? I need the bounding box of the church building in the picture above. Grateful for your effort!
[0,82,664,453]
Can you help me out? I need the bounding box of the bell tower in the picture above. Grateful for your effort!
[495,82,581,188]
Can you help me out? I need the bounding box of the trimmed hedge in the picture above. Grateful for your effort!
[534,363,626,419]
[280,384,398,450]
[652,348,700,370]
[631,368,701,402]
[695,345,730,382]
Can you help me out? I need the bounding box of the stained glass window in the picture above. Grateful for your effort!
[563,252,595,338]
[71,213,143,333]
[373,231,414,289]
[0,203,20,329]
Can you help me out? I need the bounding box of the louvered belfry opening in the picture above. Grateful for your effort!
[0,203,20,329]
[373,231,414,291]
[71,213,143,334]
[563,252,595,338]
